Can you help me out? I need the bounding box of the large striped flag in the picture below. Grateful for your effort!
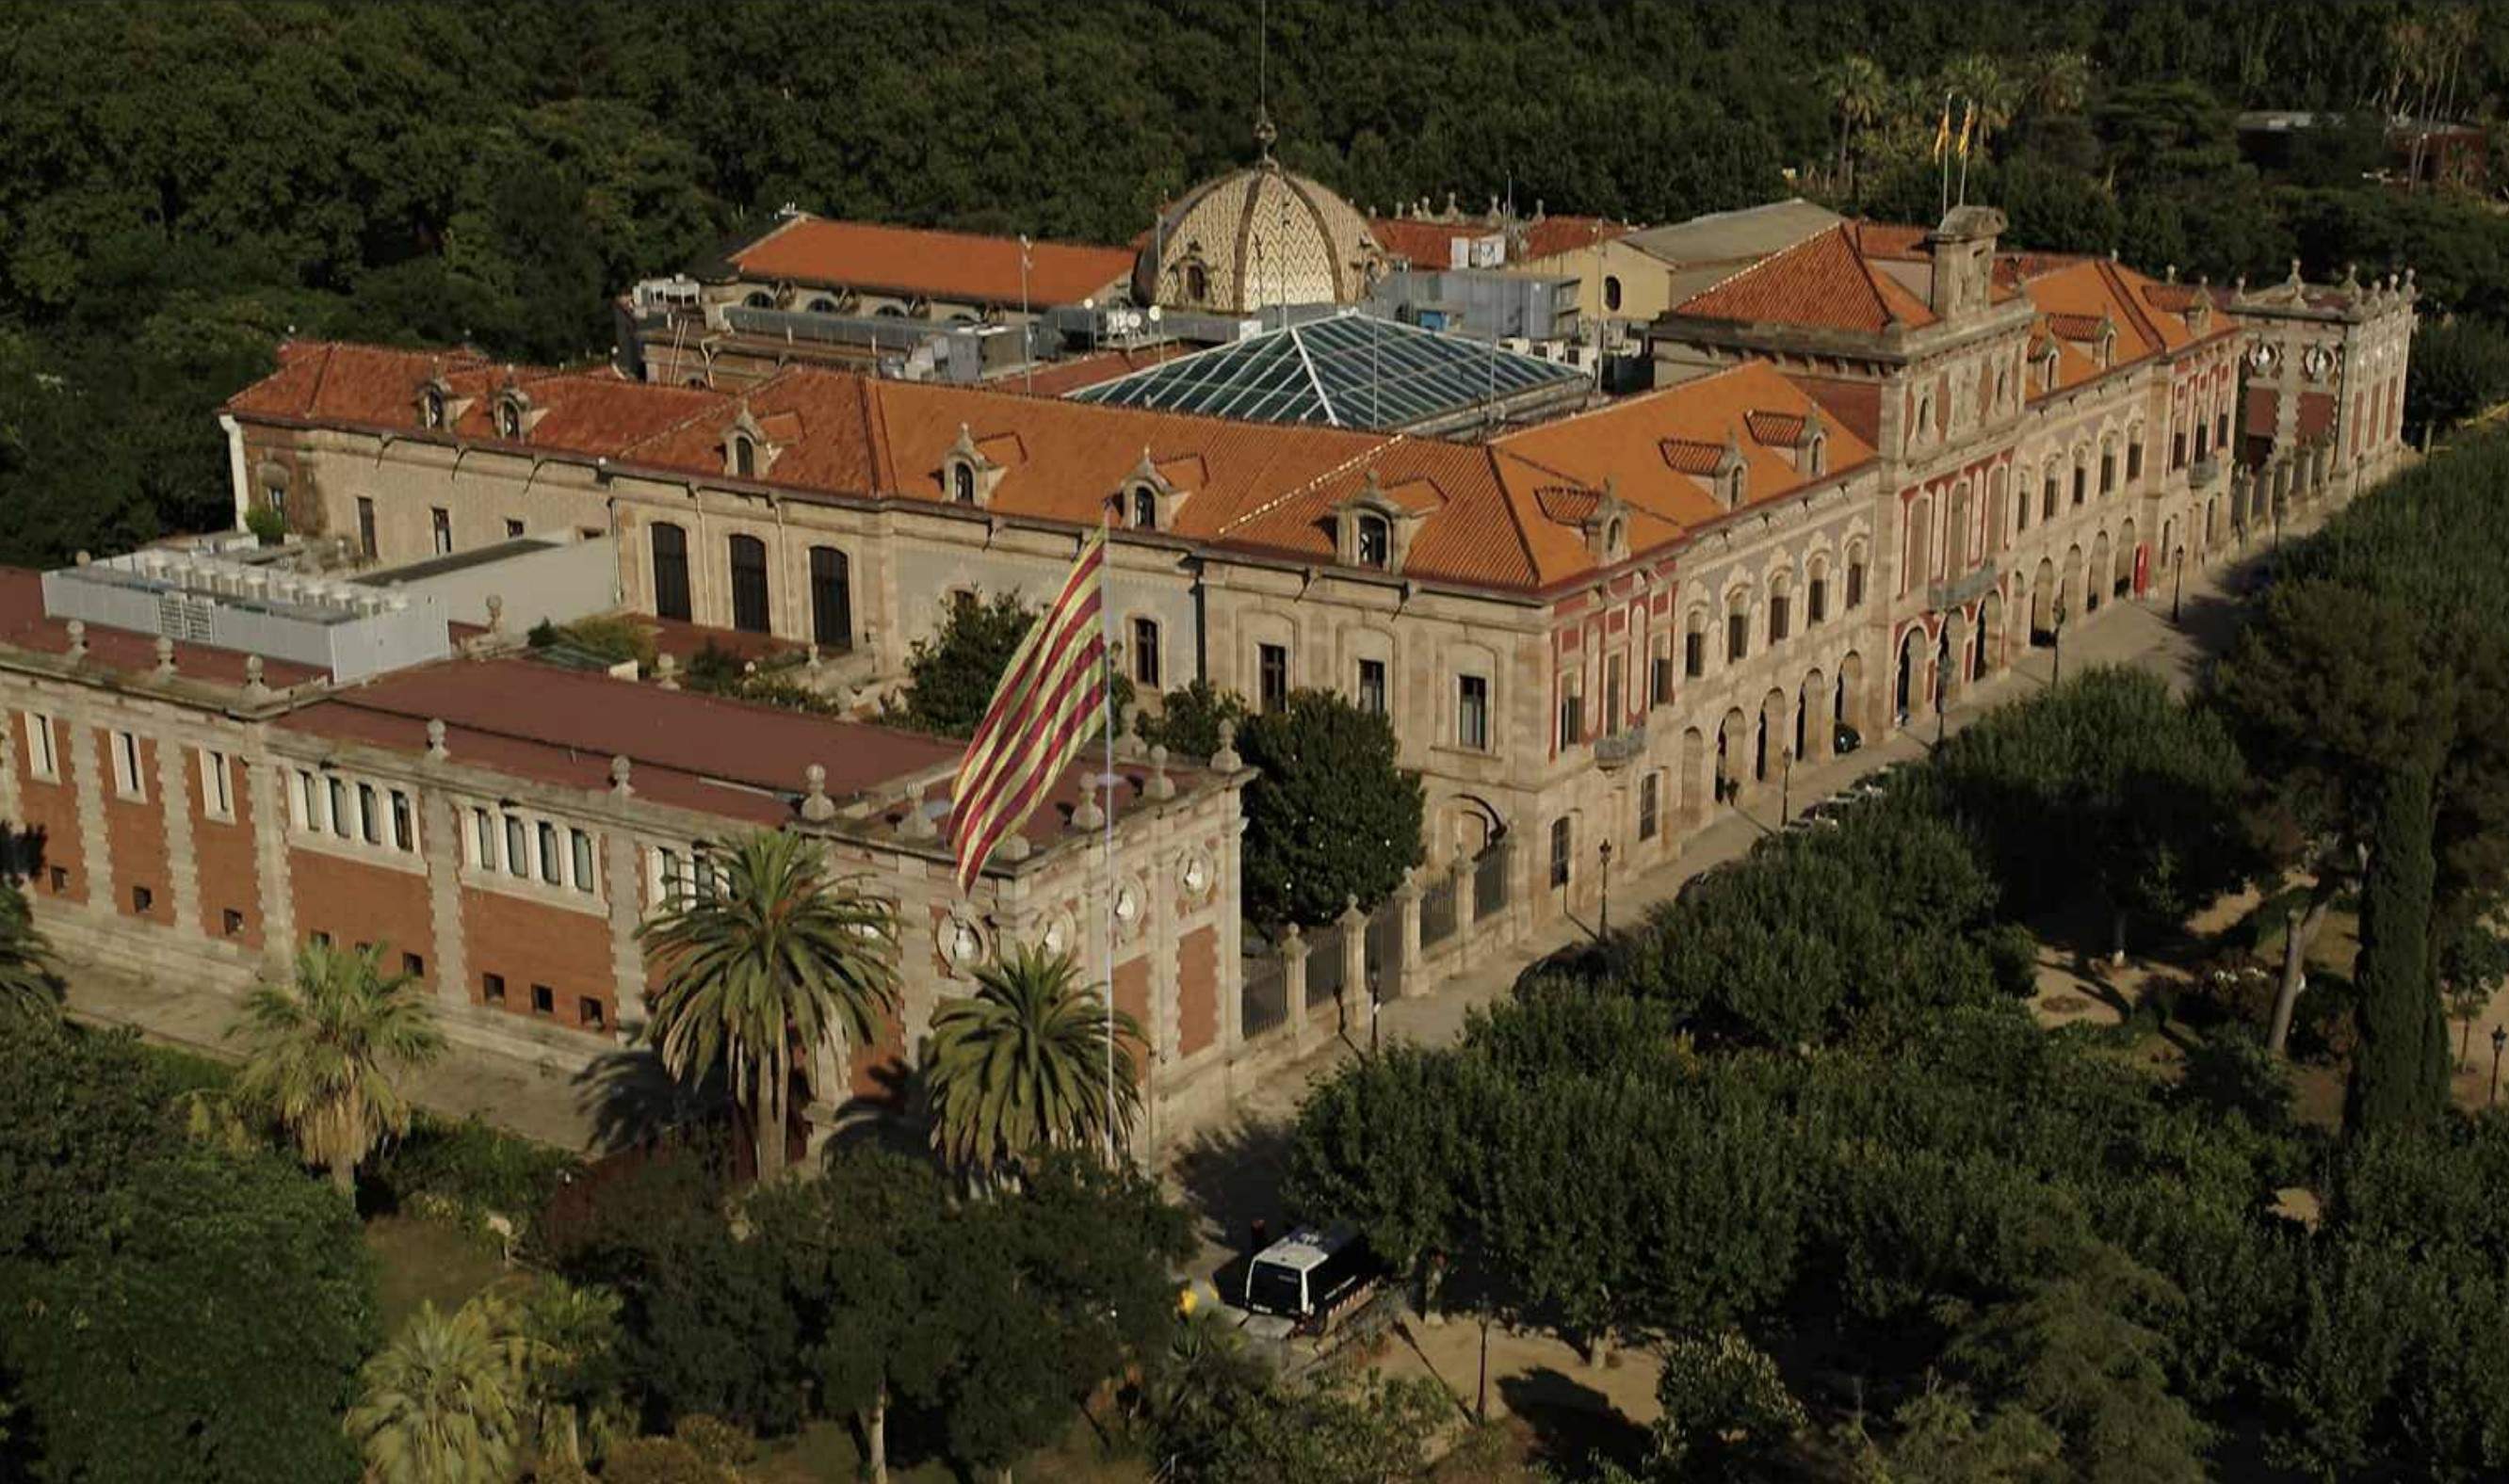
[947,529,1110,894]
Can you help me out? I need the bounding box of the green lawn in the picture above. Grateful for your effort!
[365,1214,510,1334]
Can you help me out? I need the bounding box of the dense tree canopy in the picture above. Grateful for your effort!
[7,2,2509,567]
[1237,688,1426,928]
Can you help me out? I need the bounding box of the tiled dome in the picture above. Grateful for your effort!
[1137,156,1384,317]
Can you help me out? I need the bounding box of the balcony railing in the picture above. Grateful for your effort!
[1594,724,1648,769]
[1926,566,1999,613]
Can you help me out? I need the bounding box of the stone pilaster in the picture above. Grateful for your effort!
[0,704,18,830]
[1279,925,1309,1054]
[1220,811,1247,1054]
[154,734,201,938]
[248,755,297,973]
[419,787,468,1007]
[601,831,646,1037]
[66,713,112,919]
[1396,866,1423,978]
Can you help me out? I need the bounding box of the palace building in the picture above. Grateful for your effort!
[12,165,2417,1127]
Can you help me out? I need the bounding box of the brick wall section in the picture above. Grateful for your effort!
[293,848,435,980]
[1176,925,1217,1057]
[99,731,173,928]
[8,713,82,905]
[190,755,264,950]
[461,885,617,1032]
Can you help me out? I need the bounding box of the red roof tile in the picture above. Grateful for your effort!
[728,214,1132,308]
[1675,225,1938,333]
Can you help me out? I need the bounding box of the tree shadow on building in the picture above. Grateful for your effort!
[571,1046,724,1154]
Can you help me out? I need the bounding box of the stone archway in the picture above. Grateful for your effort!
[1976,589,2004,676]
[2087,531,2112,613]
[2115,518,2138,598]
[1437,793,1508,864]
[1836,651,1866,738]
[1680,726,1710,830]
[2031,556,2057,637]
[1895,624,1929,725]
[2062,545,2084,623]
[1717,708,1749,803]
[1941,606,1971,702]
[1755,688,1787,782]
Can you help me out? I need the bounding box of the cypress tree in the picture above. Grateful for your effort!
[2344,762,2452,1136]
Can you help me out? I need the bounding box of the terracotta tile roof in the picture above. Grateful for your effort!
[1675,225,1938,333]
[1743,410,1806,445]
[1789,377,1882,446]
[2046,313,2110,342]
[1495,361,1875,533]
[1532,486,1602,524]
[726,214,1132,308]
[1845,220,1932,260]
[0,569,332,686]
[2018,257,2226,398]
[1368,214,1632,267]
[1015,344,1192,397]
[283,654,1180,849]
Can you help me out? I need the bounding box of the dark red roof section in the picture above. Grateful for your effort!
[0,569,330,686]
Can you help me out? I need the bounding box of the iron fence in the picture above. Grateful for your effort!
[1365,900,1404,1002]
[1241,948,1288,1040]
[1421,876,1458,945]
[1305,920,1347,1007]
[1473,839,1512,919]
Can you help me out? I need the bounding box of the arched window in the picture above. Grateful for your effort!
[951,463,977,505]
[1131,486,1157,530]
[805,297,838,315]
[1806,433,1827,476]
[1184,263,1208,301]
[650,523,691,622]
[1768,573,1792,645]
[1604,275,1623,313]
[1725,589,1751,663]
[1846,543,1869,608]
[875,304,906,318]
[494,398,523,440]
[744,290,773,309]
[1808,558,1830,624]
[1604,516,1625,554]
[1723,465,1747,508]
[1684,609,1708,678]
[732,434,757,479]
[421,388,445,430]
[1355,512,1391,568]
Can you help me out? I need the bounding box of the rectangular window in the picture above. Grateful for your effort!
[809,546,853,650]
[728,534,770,634]
[654,847,683,905]
[505,815,529,879]
[402,951,426,979]
[473,807,497,870]
[130,884,154,915]
[1558,689,1583,749]
[111,731,145,799]
[46,866,67,895]
[296,769,321,831]
[1651,653,1675,707]
[357,497,378,558]
[2194,424,2210,464]
[2173,428,2188,469]
[390,790,413,852]
[358,783,381,846]
[571,829,596,894]
[1132,617,1161,688]
[1356,658,1386,717]
[2215,410,2229,448]
[2071,465,2086,507]
[2100,452,2116,495]
[1639,773,1659,841]
[651,524,693,622]
[1604,655,1625,735]
[222,908,245,938]
[329,778,351,839]
[481,972,507,1006]
[1769,594,1790,644]
[198,749,234,821]
[310,929,332,948]
[538,822,561,886]
[530,983,555,1016]
[1726,611,1748,663]
[1684,628,1705,679]
[2042,476,2058,522]
[2127,443,2145,480]
[21,712,57,782]
[1457,675,1490,750]
[1548,816,1572,887]
[579,997,607,1030]
[1847,561,1867,608]
[1257,643,1288,713]
[430,508,452,556]
[504,518,526,540]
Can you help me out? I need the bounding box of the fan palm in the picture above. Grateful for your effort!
[925,942,1143,1176]
[230,940,445,1193]
[1821,55,1889,196]
[0,880,60,1023]
[638,829,900,1182]
[348,1299,527,1484]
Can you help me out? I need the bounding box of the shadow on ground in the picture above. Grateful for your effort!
[1496,1366,1651,1476]
[1168,1115,1296,1293]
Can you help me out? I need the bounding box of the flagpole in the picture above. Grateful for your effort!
[1101,517,1118,1167]
[1939,92,1952,219]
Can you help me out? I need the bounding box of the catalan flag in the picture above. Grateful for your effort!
[1932,97,1951,162]
[947,529,1110,894]
[1956,100,1975,161]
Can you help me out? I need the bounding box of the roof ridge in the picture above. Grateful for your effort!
[1213,435,1402,540]
[302,343,343,416]
[2096,258,2172,357]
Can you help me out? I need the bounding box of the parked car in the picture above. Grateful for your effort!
[1240,1225,1384,1335]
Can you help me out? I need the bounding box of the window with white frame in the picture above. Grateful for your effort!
[469,801,599,895]
[110,731,145,800]
[21,712,57,782]
[287,767,416,857]
[644,842,723,911]
[197,748,234,821]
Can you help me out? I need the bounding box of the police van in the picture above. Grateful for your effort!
[1240,1224,1383,1334]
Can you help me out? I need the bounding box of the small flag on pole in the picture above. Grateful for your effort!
[947,530,1109,894]
[1956,100,1975,162]
[1932,97,1952,162]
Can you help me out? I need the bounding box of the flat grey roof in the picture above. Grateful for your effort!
[1622,198,1841,267]
[357,538,558,586]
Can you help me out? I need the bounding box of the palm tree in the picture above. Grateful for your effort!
[348,1299,527,1484]
[0,880,60,1023]
[925,942,1143,1177]
[1821,55,1889,198]
[230,941,445,1194]
[2024,50,2093,121]
[1942,53,2018,161]
[638,829,900,1183]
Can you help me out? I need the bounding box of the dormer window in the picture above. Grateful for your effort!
[421,387,446,430]
[494,395,525,441]
[1805,434,1826,477]
[1723,464,1747,508]
[1605,516,1625,553]
[1131,486,1158,530]
[1356,513,1391,568]
[952,464,977,504]
[732,434,757,479]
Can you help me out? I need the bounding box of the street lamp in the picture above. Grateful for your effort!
[2492,1024,2505,1108]
[1597,839,1613,940]
[1934,634,1950,747]
[1367,967,1382,1056]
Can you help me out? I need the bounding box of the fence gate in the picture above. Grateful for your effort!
[1473,838,1512,920]
[1420,874,1458,948]
[1365,899,1404,1002]
[1240,944,1288,1040]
